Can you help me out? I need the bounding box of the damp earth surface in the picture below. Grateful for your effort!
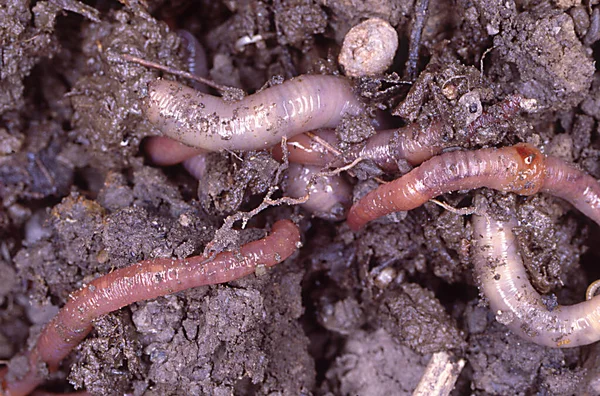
[1,0,600,395]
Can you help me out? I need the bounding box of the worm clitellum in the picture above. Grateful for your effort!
[0,220,301,396]
[347,143,600,230]
[472,210,600,347]
[143,75,365,151]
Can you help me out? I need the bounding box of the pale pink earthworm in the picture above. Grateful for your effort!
[145,91,532,171]
[282,163,352,220]
[472,210,600,347]
[181,151,209,181]
[144,135,204,166]
[271,119,448,171]
[143,135,351,219]
[0,220,301,396]
[176,30,209,93]
[143,75,365,151]
[347,143,600,230]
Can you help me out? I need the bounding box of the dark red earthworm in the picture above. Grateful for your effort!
[0,220,301,396]
[346,143,555,230]
[143,75,365,151]
[472,210,600,347]
[348,143,600,230]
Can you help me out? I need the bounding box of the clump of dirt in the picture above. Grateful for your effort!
[2,0,600,395]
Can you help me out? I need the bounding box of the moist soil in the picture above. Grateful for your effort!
[1,0,600,395]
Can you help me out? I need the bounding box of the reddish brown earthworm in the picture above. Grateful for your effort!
[472,210,600,347]
[347,143,547,229]
[143,75,365,151]
[147,118,447,172]
[539,155,600,226]
[0,220,301,396]
[143,135,351,219]
[464,94,535,138]
[347,143,600,230]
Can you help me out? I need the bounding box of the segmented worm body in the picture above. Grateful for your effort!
[271,119,448,171]
[347,144,546,229]
[282,163,352,220]
[472,211,600,347]
[0,220,300,396]
[177,30,209,93]
[347,143,600,230]
[540,156,600,226]
[144,75,365,151]
[465,94,534,138]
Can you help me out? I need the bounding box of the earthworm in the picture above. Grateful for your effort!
[0,220,301,396]
[143,134,348,219]
[271,119,448,171]
[282,163,352,220]
[464,94,537,139]
[182,152,209,181]
[348,143,600,230]
[271,129,339,166]
[144,136,204,166]
[347,143,547,230]
[143,75,365,151]
[539,155,600,226]
[472,210,600,347]
[177,30,209,93]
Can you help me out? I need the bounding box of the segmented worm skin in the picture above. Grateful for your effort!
[351,119,447,170]
[270,129,339,166]
[347,143,546,230]
[541,156,600,226]
[472,212,600,347]
[0,220,301,396]
[177,30,209,93]
[270,120,447,171]
[465,94,525,138]
[143,75,365,151]
[283,163,352,220]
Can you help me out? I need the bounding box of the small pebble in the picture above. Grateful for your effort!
[338,18,398,77]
